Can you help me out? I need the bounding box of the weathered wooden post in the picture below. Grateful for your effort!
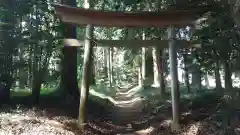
[78,0,94,128]
[168,25,180,131]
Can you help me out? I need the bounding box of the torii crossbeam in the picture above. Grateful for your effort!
[63,39,201,48]
[54,4,210,28]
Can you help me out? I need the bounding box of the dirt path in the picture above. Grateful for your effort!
[110,86,147,134]
[0,108,77,135]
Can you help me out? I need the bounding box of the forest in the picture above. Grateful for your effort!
[1,0,240,135]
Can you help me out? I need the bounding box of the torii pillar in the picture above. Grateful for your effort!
[168,26,180,130]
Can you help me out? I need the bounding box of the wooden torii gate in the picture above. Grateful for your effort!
[54,3,210,130]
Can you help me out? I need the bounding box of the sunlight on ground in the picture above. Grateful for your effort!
[134,120,204,135]
[135,126,155,135]
[11,88,56,97]
[115,98,144,108]
[182,111,192,117]
[161,119,172,127]
[116,86,142,97]
[183,122,201,135]
[89,88,144,106]
[0,110,74,135]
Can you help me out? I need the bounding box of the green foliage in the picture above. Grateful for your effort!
[194,3,240,72]
[1,0,240,115]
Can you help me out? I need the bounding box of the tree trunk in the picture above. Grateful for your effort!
[224,61,232,90]
[27,45,33,89]
[152,47,165,95]
[32,63,50,105]
[138,66,142,86]
[107,47,111,86]
[78,15,94,128]
[191,64,202,90]
[31,43,39,104]
[103,47,108,78]
[158,50,165,95]
[141,31,146,86]
[60,0,79,102]
[215,61,222,90]
[152,47,161,87]
[110,48,114,85]
[168,26,180,131]
[107,47,113,87]
[32,73,42,105]
[32,47,52,105]
[17,47,26,89]
[146,49,154,83]
[19,69,27,89]
[0,74,12,104]
[204,73,210,88]
[183,54,190,92]
[31,4,53,104]
[141,47,146,86]
[89,54,95,85]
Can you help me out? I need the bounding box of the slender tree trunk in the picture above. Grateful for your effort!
[103,47,108,78]
[191,64,202,90]
[78,0,94,126]
[27,45,33,89]
[204,73,210,88]
[110,48,114,85]
[152,48,165,95]
[138,66,142,86]
[168,26,180,131]
[89,54,95,85]
[32,62,50,105]
[159,50,165,95]
[31,43,39,104]
[153,47,161,87]
[183,54,190,92]
[17,46,25,89]
[19,70,26,89]
[141,31,146,86]
[107,47,111,86]
[215,61,222,90]
[198,71,202,90]
[32,73,42,105]
[107,47,113,87]
[154,0,165,95]
[141,47,146,85]
[110,48,114,86]
[27,65,32,89]
[224,61,232,89]
[17,16,26,89]
[32,46,52,105]
[31,5,53,104]
[146,49,154,83]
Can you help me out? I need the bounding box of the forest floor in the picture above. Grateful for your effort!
[1,87,240,135]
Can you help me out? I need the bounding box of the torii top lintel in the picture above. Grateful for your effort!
[53,3,210,28]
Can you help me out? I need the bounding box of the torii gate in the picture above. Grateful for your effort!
[54,3,210,130]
